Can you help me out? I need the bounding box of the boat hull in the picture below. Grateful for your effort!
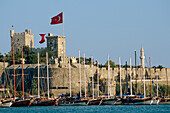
[0,101,12,107]
[152,97,160,105]
[122,97,153,105]
[31,99,56,106]
[11,100,30,107]
[88,99,102,105]
[101,99,116,105]
[58,99,88,106]
[159,98,170,104]
[133,97,153,105]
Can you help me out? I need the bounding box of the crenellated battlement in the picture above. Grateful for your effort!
[10,29,34,53]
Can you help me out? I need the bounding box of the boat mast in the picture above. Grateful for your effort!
[166,68,169,96]
[38,52,40,98]
[79,49,82,97]
[156,72,158,97]
[12,47,16,99]
[22,46,25,98]
[143,59,145,97]
[46,52,49,99]
[130,57,132,95]
[84,53,86,98]
[149,57,152,97]
[97,61,99,97]
[134,50,137,94]
[69,56,71,97]
[125,61,128,94]
[91,56,94,100]
[119,56,122,98]
[108,55,110,99]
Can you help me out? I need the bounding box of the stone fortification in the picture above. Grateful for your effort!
[3,62,170,97]
[0,62,8,80]
[46,33,65,58]
[10,29,34,53]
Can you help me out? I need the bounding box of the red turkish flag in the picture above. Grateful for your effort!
[50,12,63,25]
[39,34,46,44]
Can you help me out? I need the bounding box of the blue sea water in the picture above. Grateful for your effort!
[0,105,169,113]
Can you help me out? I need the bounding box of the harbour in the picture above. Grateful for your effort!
[0,105,170,113]
[1,1,170,112]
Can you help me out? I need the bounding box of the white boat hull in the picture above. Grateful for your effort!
[152,98,160,105]
[0,101,12,107]
[133,99,153,105]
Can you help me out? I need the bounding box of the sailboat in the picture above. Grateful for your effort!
[159,68,170,104]
[58,51,88,106]
[88,56,102,105]
[149,58,160,105]
[131,48,153,105]
[114,56,122,105]
[30,52,56,106]
[122,48,153,105]
[11,46,31,107]
[101,55,116,105]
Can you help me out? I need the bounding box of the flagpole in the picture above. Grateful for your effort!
[62,13,65,63]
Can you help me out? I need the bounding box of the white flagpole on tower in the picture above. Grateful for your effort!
[63,14,65,63]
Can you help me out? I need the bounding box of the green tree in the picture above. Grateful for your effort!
[0,53,4,61]
[157,65,164,71]
[76,57,92,65]
[40,49,54,63]
[104,60,115,69]
[26,54,37,64]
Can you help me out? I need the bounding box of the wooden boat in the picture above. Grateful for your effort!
[133,96,153,105]
[159,96,170,104]
[121,95,136,105]
[121,95,153,105]
[58,97,88,106]
[88,98,102,105]
[0,99,12,107]
[101,96,116,105]
[11,99,31,107]
[101,98,116,105]
[152,97,161,105]
[114,97,122,105]
[30,98,56,106]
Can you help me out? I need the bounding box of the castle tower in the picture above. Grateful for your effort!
[46,33,66,59]
[140,45,145,68]
[10,29,34,53]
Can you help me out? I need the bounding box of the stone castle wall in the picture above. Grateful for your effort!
[0,62,8,80]
[1,62,170,97]
[46,34,66,58]
[10,29,34,53]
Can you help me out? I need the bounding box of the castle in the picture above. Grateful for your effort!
[10,29,34,53]
[0,29,169,97]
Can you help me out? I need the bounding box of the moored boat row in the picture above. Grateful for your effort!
[0,95,170,107]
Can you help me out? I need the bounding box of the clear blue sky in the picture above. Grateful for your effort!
[1,0,170,67]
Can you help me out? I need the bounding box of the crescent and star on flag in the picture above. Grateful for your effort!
[39,12,63,44]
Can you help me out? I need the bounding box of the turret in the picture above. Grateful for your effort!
[10,29,14,38]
